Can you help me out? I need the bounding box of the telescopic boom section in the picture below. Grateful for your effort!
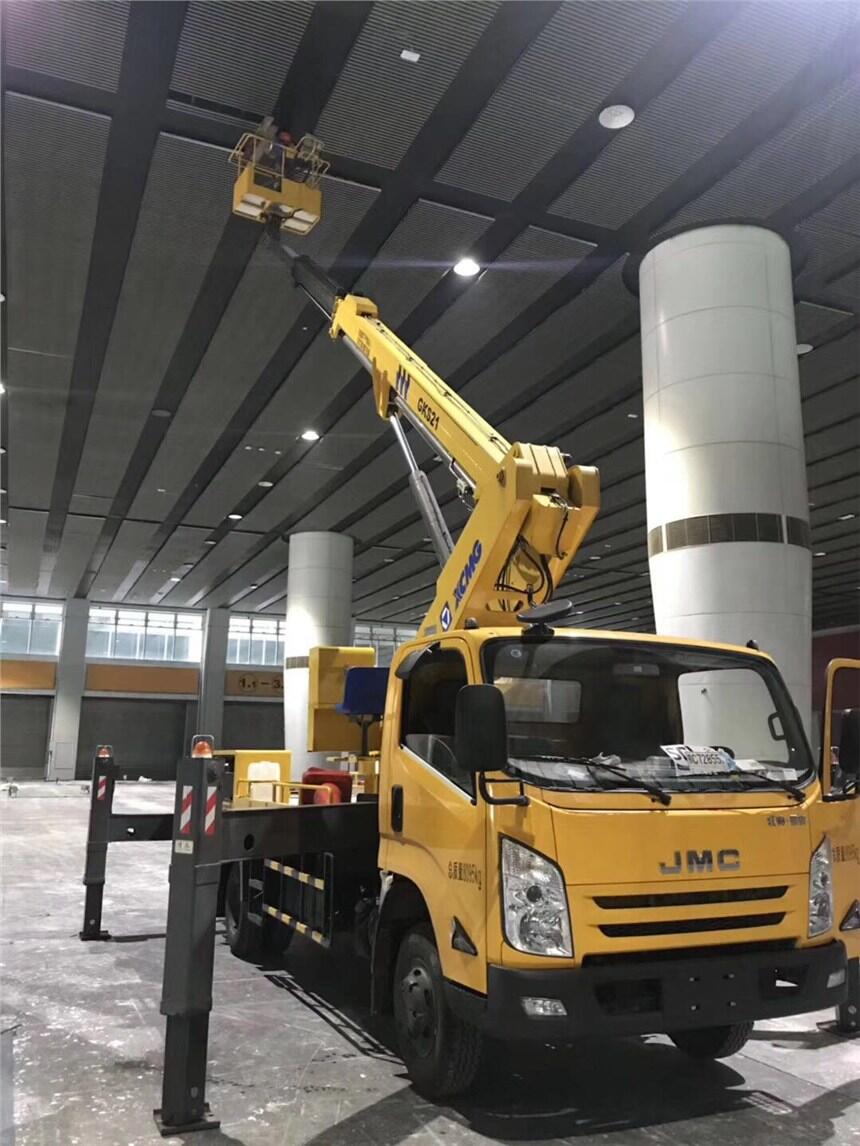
[288,248,600,636]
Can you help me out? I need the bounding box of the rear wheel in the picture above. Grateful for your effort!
[393,924,482,1097]
[670,1021,753,1059]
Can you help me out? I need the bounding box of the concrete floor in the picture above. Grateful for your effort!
[1,785,858,1146]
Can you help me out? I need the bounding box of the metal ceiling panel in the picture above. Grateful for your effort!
[795,302,853,345]
[5,351,70,512]
[195,538,289,609]
[171,1,313,115]
[156,531,259,608]
[354,199,492,327]
[46,515,103,599]
[799,331,859,400]
[4,96,108,361]
[553,4,860,228]
[75,134,234,506]
[667,74,860,232]
[316,2,498,169]
[803,379,860,437]
[798,183,860,283]
[5,1,130,92]
[459,261,636,419]
[6,509,48,597]
[182,432,287,530]
[129,179,378,523]
[829,265,860,304]
[125,525,213,605]
[90,521,160,602]
[414,227,596,380]
[438,2,683,202]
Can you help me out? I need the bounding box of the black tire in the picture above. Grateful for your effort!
[670,1021,753,1059]
[224,863,294,962]
[393,924,482,1098]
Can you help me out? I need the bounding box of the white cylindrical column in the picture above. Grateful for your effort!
[283,532,354,776]
[637,224,812,729]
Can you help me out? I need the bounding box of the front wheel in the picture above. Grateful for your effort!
[393,924,482,1098]
[670,1021,753,1059]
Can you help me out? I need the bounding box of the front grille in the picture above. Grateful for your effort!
[594,886,787,910]
[583,939,795,967]
[599,912,785,938]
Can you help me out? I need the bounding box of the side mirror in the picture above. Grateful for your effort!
[455,684,508,775]
[839,709,860,777]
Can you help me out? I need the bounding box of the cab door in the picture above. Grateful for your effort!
[378,639,487,993]
[812,658,860,960]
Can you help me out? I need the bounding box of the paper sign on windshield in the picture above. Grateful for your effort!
[661,744,731,774]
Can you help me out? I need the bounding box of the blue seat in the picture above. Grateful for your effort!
[337,667,389,720]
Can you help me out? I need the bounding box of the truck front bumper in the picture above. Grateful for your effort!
[447,941,847,1039]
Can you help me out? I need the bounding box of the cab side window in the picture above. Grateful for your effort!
[400,648,472,794]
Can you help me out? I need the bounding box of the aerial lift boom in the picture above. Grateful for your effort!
[277,233,600,635]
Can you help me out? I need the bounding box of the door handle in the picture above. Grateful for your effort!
[391,786,404,832]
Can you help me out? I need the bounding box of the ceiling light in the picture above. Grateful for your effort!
[301,429,320,442]
[258,480,274,488]
[152,408,172,419]
[244,445,253,451]
[384,558,395,564]
[627,412,639,419]
[814,551,827,557]
[0,519,6,526]
[598,104,635,130]
[837,513,855,521]
[453,257,480,278]
[589,555,601,561]
[400,48,421,63]
[204,539,216,545]
[228,513,243,521]
[156,487,166,494]
[604,543,612,549]
[796,343,814,356]
[248,584,258,590]
[0,383,5,395]
[169,576,181,582]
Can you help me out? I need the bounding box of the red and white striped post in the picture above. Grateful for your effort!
[155,734,224,1135]
[80,745,117,941]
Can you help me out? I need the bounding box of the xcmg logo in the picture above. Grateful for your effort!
[395,366,411,401]
[453,540,483,605]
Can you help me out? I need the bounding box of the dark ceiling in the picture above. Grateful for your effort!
[1,0,859,634]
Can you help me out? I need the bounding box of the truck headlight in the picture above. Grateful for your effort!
[501,838,572,957]
[808,836,833,938]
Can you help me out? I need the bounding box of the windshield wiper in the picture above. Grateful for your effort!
[694,770,806,803]
[522,754,672,807]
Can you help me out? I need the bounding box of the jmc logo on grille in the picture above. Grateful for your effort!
[659,849,740,875]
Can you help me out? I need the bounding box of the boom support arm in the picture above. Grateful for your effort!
[286,247,600,636]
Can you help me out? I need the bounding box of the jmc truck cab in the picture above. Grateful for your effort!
[368,619,858,1095]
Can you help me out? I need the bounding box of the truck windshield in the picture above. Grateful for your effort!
[482,638,814,795]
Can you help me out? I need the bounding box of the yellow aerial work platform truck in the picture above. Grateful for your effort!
[149,142,860,1134]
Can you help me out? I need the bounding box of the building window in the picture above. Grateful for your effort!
[353,623,419,667]
[228,615,284,666]
[86,608,203,663]
[0,601,63,656]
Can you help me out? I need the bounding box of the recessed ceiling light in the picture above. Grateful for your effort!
[796,343,814,356]
[248,584,258,590]
[604,543,612,549]
[814,551,827,557]
[837,513,856,521]
[258,480,274,488]
[598,104,635,130]
[613,601,622,606]
[384,558,395,564]
[228,513,243,521]
[301,429,320,442]
[400,48,421,63]
[589,555,602,561]
[152,408,172,419]
[156,487,166,494]
[169,576,182,582]
[0,519,7,525]
[627,412,639,419]
[204,539,216,545]
[453,257,480,278]
[244,445,254,451]
[0,383,5,395]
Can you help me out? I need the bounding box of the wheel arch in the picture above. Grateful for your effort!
[371,875,433,1015]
